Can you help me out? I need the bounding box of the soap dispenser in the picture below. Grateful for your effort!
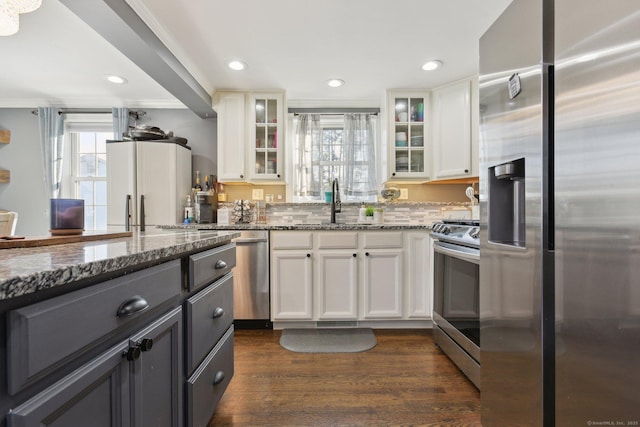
[358,203,366,222]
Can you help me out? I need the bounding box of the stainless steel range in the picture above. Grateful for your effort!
[430,219,480,388]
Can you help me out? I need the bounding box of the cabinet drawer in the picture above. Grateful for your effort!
[7,259,181,395]
[187,326,234,427]
[188,243,236,291]
[317,232,358,249]
[185,273,234,375]
[270,231,313,250]
[362,231,403,248]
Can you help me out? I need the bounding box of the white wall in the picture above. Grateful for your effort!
[0,108,217,236]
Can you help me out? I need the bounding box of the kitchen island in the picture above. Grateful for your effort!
[0,228,240,427]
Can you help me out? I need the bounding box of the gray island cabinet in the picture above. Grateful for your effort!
[0,229,240,427]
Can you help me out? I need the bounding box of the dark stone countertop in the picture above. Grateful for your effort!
[0,229,241,302]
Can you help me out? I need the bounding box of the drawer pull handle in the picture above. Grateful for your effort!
[214,260,227,269]
[137,338,154,352]
[212,307,224,319]
[117,296,149,317]
[123,346,141,361]
[213,371,225,385]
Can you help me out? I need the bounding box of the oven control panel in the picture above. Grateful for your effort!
[430,220,480,248]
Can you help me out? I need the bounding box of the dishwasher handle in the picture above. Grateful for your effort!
[233,237,268,244]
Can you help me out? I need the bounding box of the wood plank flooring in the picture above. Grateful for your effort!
[209,329,480,427]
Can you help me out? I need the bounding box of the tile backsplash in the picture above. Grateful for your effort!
[219,201,474,225]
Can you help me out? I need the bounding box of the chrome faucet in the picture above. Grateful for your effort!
[330,178,341,223]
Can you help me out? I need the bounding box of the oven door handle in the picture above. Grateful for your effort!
[433,241,480,265]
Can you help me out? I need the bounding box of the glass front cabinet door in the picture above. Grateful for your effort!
[249,93,284,181]
[388,92,429,179]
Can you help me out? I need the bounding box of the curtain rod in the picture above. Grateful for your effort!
[288,107,379,116]
[31,109,146,119]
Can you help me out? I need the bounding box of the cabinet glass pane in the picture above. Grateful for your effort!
[267,152,277,174]
[410,98,425,122]
[255,126,266,148]
[394,124,408,147]
[394,98,409,122]
[267,127,277,148]
[395,150,409,172]
[410,150,424,173]
[267,99,277,124]
[255,99,266,123]
[255,152,266,174]
[410,124,424,146]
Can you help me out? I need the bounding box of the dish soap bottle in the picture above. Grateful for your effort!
[358,203,366,223]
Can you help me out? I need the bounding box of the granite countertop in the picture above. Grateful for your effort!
[162,222,431,231]
[0,229,241,302]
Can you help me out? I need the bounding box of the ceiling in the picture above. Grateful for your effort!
[0,0,513,114]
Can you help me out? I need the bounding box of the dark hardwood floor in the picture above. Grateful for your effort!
[209,329,480,427]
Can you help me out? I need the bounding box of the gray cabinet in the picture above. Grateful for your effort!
[7,307,182,427]
[4,243,235,427]
[7,260,180,395]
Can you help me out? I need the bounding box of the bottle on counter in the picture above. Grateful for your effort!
[194,170,202,192]
[184,195,194,223]
[204,175,210,192]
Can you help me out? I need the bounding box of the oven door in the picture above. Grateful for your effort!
[433,240,480,362]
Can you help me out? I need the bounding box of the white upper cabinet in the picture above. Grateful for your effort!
[431,79,476,180]
[247,93,284,181]
[387,91,431,180]
[215,92,246,182]
[214,91,284,183]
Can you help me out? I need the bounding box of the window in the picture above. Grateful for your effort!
[292,114,378,203]
[69,132,110,230]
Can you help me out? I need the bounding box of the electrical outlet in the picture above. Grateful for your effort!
[252,189,264,200]
[399,188,409,200]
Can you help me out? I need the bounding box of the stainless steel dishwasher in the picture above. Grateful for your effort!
[232,230,271,328]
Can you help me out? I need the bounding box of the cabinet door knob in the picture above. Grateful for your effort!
[213,371,225,385]
[353,253,357,257]
[306,253,311,258]
[392,172,396,176]
[277,174,281,178]
[214,260,227,269]
[365,252,370,256]
[465,169,469,173]
[212,307,224,319]
[240,174,244,179]
[123,346,141,361]
[137,338,154,352]
[117,296,149,317]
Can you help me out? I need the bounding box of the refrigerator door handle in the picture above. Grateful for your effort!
[125,194,131,232]
[139,195,145,231]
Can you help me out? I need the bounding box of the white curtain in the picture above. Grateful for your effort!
[38,107,65,198]
[343,113,378,196]
[112,107,130,140]
[294,114,323,197]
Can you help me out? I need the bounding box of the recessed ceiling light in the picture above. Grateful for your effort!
[228,60,247,71]
[106,75,127,84]
[327,79,345,88]
[422,60,443,71]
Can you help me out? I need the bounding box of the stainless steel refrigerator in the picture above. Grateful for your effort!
[479,0,640,425]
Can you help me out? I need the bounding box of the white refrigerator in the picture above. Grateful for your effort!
[107,140,192,230]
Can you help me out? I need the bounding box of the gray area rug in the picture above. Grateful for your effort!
[279,328,377,353]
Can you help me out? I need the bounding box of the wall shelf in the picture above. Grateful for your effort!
[1,129,10,183]
[0,130,10,144]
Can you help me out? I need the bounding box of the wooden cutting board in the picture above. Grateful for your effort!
[0,231,133,249]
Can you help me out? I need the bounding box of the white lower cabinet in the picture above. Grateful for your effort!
[317,251,359,320]
[271,230,430,324]
[362,249,403,318]
[405,232,432,318]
